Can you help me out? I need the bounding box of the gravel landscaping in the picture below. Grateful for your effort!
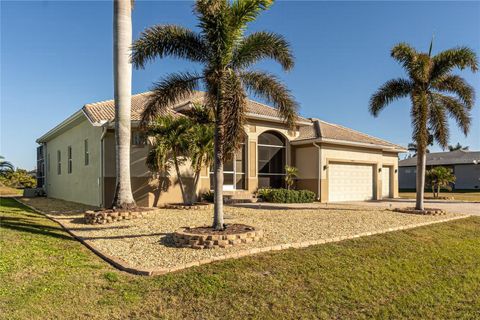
[18,197,467,271]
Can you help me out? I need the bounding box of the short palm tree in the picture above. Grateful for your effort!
[132,0,297,229]
[426,166,456,198]
[370,42,477,210]
[147,115,192,204]
[448,142,469,151]
[0,156,14,176]
[284,165,298,190]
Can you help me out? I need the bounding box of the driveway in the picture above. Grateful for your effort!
[346,199,479,216]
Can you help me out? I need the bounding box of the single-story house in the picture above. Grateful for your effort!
[36,91,406,207]
[399,150,480,190]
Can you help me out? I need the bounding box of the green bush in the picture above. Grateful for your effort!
[201,191,214,203]
[260,188,316,203]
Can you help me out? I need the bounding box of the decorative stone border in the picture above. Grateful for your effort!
[174,226,263,249]
[164,203,213,210]
[84,210,150,224]
[393,207,446,216]
[11,198,469,276]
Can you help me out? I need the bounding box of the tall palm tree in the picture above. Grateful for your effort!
[448,142,469,151]
[112,0,136,209]
[132,0,297,229]
[370,42,477,210]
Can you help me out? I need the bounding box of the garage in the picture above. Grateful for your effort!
[382,166,391,198]
[328,163,374,202]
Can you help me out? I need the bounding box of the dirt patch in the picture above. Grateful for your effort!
[186,224,255,235]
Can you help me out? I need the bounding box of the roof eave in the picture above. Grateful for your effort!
[36,110,88,143]
[292,137,407,152]
[246,113,312,126]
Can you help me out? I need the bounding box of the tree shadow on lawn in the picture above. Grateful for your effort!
[0,216,74,241]
[80,232,169,241]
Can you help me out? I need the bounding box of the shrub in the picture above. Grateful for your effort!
[256,188,272,200]
[261,188,315,203]
[201,191,214,203]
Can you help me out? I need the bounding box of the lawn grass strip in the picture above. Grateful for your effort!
[12,197,470,276]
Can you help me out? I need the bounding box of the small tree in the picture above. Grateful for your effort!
[426,166,456,198]
[448,143,469,151]
[0,156,14,176]
[284,165,298,190]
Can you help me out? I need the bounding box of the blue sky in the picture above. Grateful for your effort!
[1,1,479,170]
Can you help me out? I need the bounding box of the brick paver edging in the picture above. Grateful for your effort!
[12,198,470,276]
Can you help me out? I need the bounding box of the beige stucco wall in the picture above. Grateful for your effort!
[44,116,103,206]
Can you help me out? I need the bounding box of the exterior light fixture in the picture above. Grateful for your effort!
[323,165,328,170]
[394,169,398,173]
[378,168,382,172]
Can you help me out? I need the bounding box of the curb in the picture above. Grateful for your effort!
[11,197,470,276]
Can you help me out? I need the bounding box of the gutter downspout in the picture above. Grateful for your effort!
[313,142,322,201]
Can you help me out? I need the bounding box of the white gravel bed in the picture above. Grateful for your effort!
[43,204,465,270]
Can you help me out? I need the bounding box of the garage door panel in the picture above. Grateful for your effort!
[328,163,374,202]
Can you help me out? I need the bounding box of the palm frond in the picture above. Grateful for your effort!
[432,74,475,108]
[428,96,449,148]
[132,25,208,69]
[229,0,273,33]
[369,78,413,116]
[222,71,248,155]
[231,31,294,70]
[431,47,478,80]
[141,72,203,126]
[391,43,418,72]
[433,93,471,136]
[239,70,298,127]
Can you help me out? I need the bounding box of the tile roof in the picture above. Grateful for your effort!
[295,119,405,150]
[399,150,480,166]
[82,91,310,124]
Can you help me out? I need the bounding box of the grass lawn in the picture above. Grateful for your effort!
[1,198,479,319]
[0,186,22,196]
[400,191,480,202]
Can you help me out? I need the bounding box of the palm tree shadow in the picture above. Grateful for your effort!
[0,216,74,241]
[158,233,178,248]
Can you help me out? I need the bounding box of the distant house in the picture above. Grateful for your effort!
[399,150,480,190]
[36,91,405,207]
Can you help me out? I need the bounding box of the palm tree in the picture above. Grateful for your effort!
[0,156,14,176]
[112,0,136,209]
[147,115,191,204]
[370,42,477,210]
[448,142,469,151]
[426,166,456,198]
[132,0,297,230]
[284,165,298,190]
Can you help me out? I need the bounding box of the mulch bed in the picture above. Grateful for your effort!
[185,224,255,235]
[393,207,446,216]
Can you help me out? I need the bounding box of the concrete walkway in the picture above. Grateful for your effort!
[233,199,478,216]
[346,199,479,216]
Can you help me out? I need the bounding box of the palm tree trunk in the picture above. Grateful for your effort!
[191,169,201,205]
[172,153,187,204]
[415,148,426,210]
[112,0,136,209]
[213,129,224,230]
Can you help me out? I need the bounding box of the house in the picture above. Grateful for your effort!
[399,150,480,190]
[36,91,406,207]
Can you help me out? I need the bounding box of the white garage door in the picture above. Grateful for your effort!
[328,163,374,202]
[382,167,391,198]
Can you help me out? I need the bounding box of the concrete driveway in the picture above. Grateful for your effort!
[346,199,479,216]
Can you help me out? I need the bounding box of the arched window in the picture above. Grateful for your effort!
[258,131,286,188]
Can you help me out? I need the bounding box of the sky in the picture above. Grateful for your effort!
[1,1,479,170]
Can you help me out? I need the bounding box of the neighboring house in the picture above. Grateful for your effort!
[399,150,480,190]
[36,91,406,207]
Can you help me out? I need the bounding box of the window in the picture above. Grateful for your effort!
[258,131,286,188]
[57,150,61,175]
[84,139,89,166]
[132,131,146,146]
[209,142,246,190]
[67,146,72,174]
